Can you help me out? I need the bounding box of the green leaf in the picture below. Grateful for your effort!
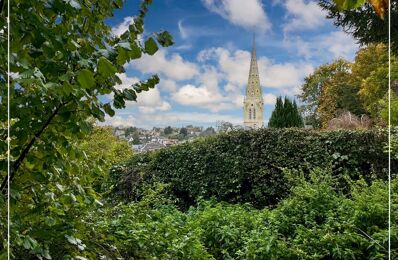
[97,57,117,78]
[123,89,137,101]
[103,103,115,116]
[334,0,367,10]
[144,37,158,55]
[155,31,174,47]
[129,42,142,59]
[77,69,95,89]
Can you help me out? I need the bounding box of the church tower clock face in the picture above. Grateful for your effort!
[243,36,264,129]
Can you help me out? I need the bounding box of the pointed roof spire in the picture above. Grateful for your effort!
[246,33,261,96]
[252,33,256,57]
[252,33,256,54]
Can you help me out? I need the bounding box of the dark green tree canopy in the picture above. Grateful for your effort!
[268,97,304,128]
[164,126,173,135]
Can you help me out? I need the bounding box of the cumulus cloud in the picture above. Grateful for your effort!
[108,73,171,114]
[171,84,233,112]
[202,0,271,32]
[128,49,198,81]
[111,16,135,37]
[115,73,140,90]
[198,47,313,93]
[263,93,277,105]
[132,88,171,114]
[283,0,326,32]
[158,78,178,92]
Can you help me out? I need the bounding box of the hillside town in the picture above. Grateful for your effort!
[113,122,239,153]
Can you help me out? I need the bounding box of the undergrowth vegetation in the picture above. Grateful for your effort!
[88,170,397,259]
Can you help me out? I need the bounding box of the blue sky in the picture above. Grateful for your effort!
[103,0,359,129]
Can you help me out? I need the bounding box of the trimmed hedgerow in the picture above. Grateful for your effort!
[111,128,393,208]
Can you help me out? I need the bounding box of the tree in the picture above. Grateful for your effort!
[0,0,173,258]
[354,44,398,120]
[179,127,188,137]
[298,58,367,128]
[298,59,353,128]
[216,121,234,133]
[131,131,141,145]
[201,127,216,137]
[318,0,398,53]
[164,126,173,135]
[268,97,304,128]
[77,125,133,192]
[0,0,173,191]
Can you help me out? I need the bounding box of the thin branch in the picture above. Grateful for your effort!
[0,101,69,193]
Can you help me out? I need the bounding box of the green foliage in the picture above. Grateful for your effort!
[0,124,133,259]
[0,0,172,258]
[298,58,366,128]
[78,125,133,192]
[179,127,188,136]
[164,126,173,135]
[299,46,395,128]
[113,128,392,209]
[91,170,398,259]
[319,0,397,53]
[268,96,304,128]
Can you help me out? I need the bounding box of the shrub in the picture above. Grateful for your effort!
[93,171,398,259]
[112,128,392,209]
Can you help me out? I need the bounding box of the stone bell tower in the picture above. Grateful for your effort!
[243,36,264,129]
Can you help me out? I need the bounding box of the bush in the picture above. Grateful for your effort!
[93,171,398,259]
[112,128,393,209]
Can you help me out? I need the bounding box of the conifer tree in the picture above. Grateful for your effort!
[268,97,304,128]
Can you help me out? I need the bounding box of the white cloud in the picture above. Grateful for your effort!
[115,73,140,90]
[128,49,198,81]
[178,20,189,39]
[263,93,277,105]
[101,115,136,127]
[318,31,358,59]
[283,0,326,32]
[112,16,135,37]
[283,32,358,61]
[260,60,313,91]
[171,84,233,112]
[158,78,177,92]
[178,19,219,40]
[109,73,171,114]
[198,47,313,94]
[132,88,171,114]
[202,0,271,32]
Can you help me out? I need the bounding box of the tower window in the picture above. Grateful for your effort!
[253,108,256,119]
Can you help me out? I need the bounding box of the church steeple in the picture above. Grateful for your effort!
[243,35,264,129]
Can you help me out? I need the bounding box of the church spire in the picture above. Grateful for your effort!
[243,35,264,129]
[246,34,261,96]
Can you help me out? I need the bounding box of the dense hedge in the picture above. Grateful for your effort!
[112,128,393,208]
